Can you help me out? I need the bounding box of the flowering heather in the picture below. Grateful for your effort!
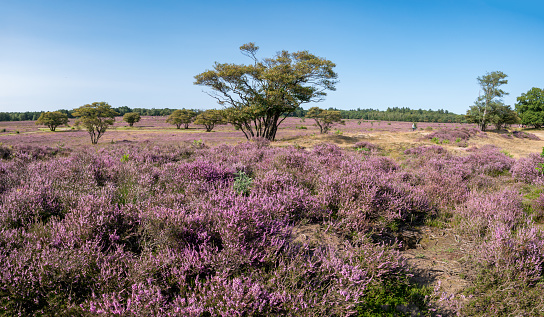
[455,189,525,238]
[423,127,485,147]
[501,130,541,140]
[1,139,542,315]
[511,153,544,184]
[0,141,431,315]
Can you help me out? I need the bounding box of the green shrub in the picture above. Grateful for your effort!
[233,171,252,196]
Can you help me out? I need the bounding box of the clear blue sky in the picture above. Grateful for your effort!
[1,0,543,114]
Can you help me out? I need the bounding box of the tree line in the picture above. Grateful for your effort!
[0,106,465,123]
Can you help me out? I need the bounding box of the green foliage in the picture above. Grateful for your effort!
[305,107,344,134]
[500,150,514,158]
[72,102,118,144]
[122,112,141,127]
[466,71,509,131]
[357,277,431,317]
[516,87,544,128]
[166,109,197,129]
[194,43,338,141]
[35,111,69,131]
[120,154,130,163]
[193,109,226,132]
[431,137,441,144]
[233,171,252,196]
[295,125,307,129]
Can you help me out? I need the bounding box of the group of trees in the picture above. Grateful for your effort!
[34,104,227,144]
[466,71,544,131]
[165,109,226,131]
[7,45,544,144]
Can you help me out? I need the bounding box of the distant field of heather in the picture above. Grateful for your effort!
[0,116,489,147]
[2,117,544,316]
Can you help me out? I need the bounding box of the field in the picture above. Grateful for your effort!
[1,117,544,316]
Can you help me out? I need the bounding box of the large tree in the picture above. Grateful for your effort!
[305,107,344,134]
[166,109,196,129]
[35,111,69,131]
[466,71,508,131]
[515,87,544,128]
[72,102,118,144]
[194,43,338,141]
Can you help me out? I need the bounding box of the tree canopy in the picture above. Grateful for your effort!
[166,109,197,129]
[194,43,337,141]
[35,111,69,131]
[305,107,344,134]
[466,71,508,131]
[72,102,118,144]
[516,87,544,128]
[123,112,141,127]
[193,109,226,132]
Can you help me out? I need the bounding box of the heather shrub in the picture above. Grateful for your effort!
[463,227,544,316]
[455,189,525,238]
[511,130,541,140]
[511,153,544,184]
[424,127,483,146]
[353,141,379,154]
[403,145,448,156]
[0,141,492,315]
[461,145,515,176]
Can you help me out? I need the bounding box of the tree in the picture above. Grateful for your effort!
[35,111,69,131]
[515,87,544,128]
[193,109,226,132]
[123,112,141,127]
[488,102,519,130]
[466,71,508,131]
[72,102,118,144]
[305,107,344,134]
[194,43,337,141]
[166,109,196,129]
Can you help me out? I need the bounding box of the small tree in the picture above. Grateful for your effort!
[166,109,196,129]
[72,102,118,144]
[35,111,69,131]
[305,107,344,134]
[193,109,226,132]
[516,87,544,128]
[123,112,141,127]
[466,71,508,131]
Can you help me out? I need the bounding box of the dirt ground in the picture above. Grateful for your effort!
[275,129,544,159]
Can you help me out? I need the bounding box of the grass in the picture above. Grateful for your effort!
[357,277,432,316]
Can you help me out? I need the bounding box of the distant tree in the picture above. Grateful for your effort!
[72,102,118,144]
[515,87,544,128]
[35,111,69,131]
[115,106,133,116]
[166,109,197,129]
[466,71,508,131]
[305,107,344,134]
[123,112,141,127]
[193,109,226,132]
[194,43,337,141]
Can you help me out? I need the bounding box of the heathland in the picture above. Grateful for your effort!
[1,117,544,316]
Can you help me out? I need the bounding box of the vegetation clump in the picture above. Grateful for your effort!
[35,111,69,131]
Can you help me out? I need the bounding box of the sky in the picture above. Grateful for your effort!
[1,0,543,114]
